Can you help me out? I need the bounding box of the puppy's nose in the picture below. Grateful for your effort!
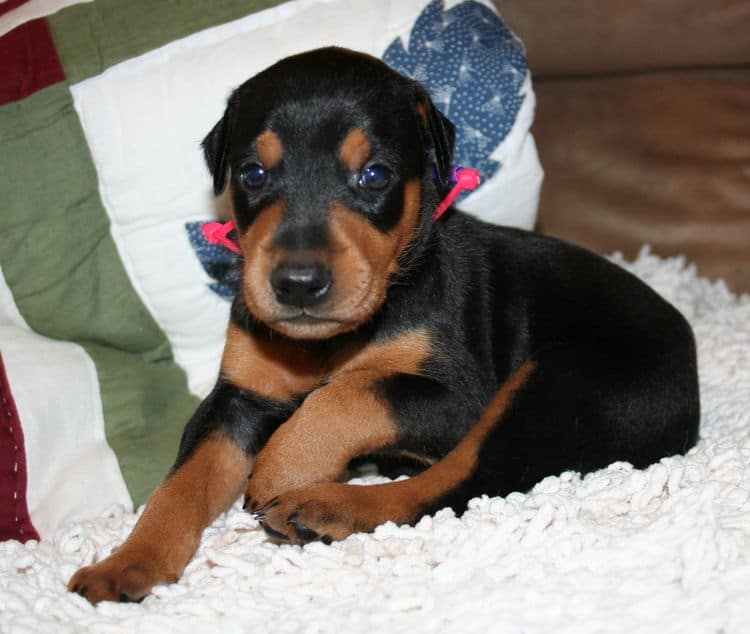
[271,263,331,308]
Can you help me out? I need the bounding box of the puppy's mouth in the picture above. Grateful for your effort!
[265,310,350,339]
[272,311,343,326]
[244,274,383,340]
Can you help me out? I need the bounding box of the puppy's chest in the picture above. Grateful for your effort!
[222,325,433,403]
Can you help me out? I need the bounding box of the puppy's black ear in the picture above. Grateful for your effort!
[202,91,239,195]
[414,84,455,189]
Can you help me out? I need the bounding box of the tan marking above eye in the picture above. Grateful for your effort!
[338,128,372,172]
[256,130,283,170]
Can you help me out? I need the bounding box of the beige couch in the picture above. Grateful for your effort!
[497,0,750,294]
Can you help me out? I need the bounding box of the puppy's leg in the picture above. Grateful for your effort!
[68,437,248,604]
[244,330,433,512]
[244,369,399,515]
[254,359,535,543]
[68,380,294,604]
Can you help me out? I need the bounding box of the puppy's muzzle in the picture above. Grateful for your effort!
[270,262,332,308]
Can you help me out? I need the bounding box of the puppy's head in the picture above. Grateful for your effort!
[203,47,455,340]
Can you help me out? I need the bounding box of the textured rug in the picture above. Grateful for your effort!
[1,248,749,634]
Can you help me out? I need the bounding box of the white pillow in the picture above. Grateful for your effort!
[71,0,543,399]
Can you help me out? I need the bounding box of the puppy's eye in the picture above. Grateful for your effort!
[358,165,392,190]
[239,162,267,188]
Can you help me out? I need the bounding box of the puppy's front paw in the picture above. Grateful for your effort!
[243,454,322,514]
[68,553,175,604]
[254,484,375,545]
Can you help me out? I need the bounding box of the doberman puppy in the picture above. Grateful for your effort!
[69,47,700,604]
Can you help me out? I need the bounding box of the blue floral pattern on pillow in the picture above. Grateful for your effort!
[185,221,241,299]
[383,0,526,188]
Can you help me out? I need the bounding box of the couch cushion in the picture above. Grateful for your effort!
[532,69,750,293]
[495,0,750,76]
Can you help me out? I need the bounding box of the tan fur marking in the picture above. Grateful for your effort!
[68,438,250,603]
[320,178,422,331]
[334,328,430,376]
[221,323,324,401]
[239,201,285,321]
[255,130,283,170]
[394,449,436,466]
[238,200,285,253]
[244,330,432,508]
[330,177,421,277]
[415,101,429,129]
[338,128,372,171]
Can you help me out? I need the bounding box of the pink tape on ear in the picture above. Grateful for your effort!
[432,167,480,221]
[202,221,240,253]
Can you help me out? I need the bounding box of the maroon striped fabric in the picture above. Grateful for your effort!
[0,352,39,543]
[0,5,65,106]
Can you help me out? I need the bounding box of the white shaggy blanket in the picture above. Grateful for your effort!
[2,249,749,633]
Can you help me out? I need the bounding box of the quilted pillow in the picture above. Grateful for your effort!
[0,0,542,538]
